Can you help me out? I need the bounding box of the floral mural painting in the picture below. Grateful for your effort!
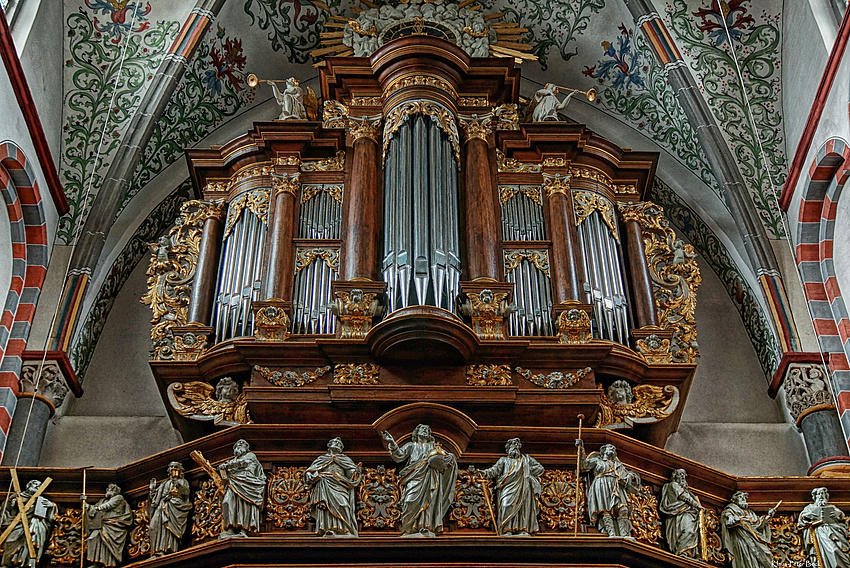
[122,24,255,212]
[60,4,179,244]
[583,25,719,196]
[668,0,787,238]
[85,0,152,42]
[244,0,340,63]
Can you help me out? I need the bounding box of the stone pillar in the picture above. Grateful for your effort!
[2,359,71,466]
[770,353,850,475]
[619,203,658,328]
[187,201,225,325]
[264,170,300,300]
[543,172,583,303]
[459,115,502,280]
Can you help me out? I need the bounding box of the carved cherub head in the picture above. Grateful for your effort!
[215,377,240,403]
[350,289,364,304]
[607,380,634,405]
[479,289,494,304]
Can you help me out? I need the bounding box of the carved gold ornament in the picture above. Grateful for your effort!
[254,303,292,342]
[127,501,151,558]
[450,469,494,530]
[496,150,542,174]
[323,100,382,143]
[573,190,618,241]
[595,384,680,429]
[628,486,662,544]
[301,184,343,204]
[167,381,251,426]
[458,114,490,142]
[295,247,340,273]
[538,470,585,531]
[504,249,550,277]
[618,202,700,363]
[234,162,275,184]
[458,289,512,340]
[334,363,380,385]
[500,185,542,205]
[266,466,310,529]
[348,20,377,36]
[516,367,591,389]
[769,515,807,567]
[272,172,301,197]
[255,365,332,387]
[466,364,512,386]
[701,506,726,564]
[384,74,457,100]
[462,24,489,37]
[557,308,591,345]
[383,100,460,164]
[357,466,402,529]
[223,189,270,238]
[204,180,230,193]
[301,151,345,172]
[330,289,384,339]
[141,200,225,360]
[635,334,672,364]
[459,96,489,107]
[191,479,223,541]
[570,166,612,187]
[172,331,208,361]
[542,173,571,198]
[46,507,82,565]
[459,105,519,143]
[275,155,300,166]
[349,96,383,107]
[543,156,567,168]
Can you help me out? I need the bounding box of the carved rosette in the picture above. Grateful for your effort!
[516,367,591,389]
[46,507,82,566]
[142,200,224,360]
[266,466,310,529]
[450,469,493,529]
[783,362,835,425]
[323,100,381,144]
[618,201,701,363]
[192,479,223,540]
[127,501,151,558]
[538,470,585,532]
[272,172,300,197]
[20,361,70,409]
[330,289,385,339]
[457,288,512,340]
[557,308,591,345]
[466,364,512,386]
[167,381,251,426]
[253,299,291,342]
[542,173,571,198]
[595,384,680,429]
[255,365,331,387]
[301,151,345,172]
[334,363,380,385]
[628,486,662,544]
[769,515,807,566]
[357,466,402,529]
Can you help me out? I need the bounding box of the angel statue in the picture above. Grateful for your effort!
[529,84,575,122]
[268,78,318,121]
[166,377,250,426]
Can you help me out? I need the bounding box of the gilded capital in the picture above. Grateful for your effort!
[543,173,571,198]
[196,199,227,221]
[349,116,382,143]
[272,172,301,197]
[458,114,491,143]
[618,201,652,224]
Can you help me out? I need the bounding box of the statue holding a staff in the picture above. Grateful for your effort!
[477,438,544,536]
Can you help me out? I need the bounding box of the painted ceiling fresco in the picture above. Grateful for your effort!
[57,0,788,378]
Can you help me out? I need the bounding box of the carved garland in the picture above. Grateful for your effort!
[383,100,461,165]
[255,365,332,387]
[516,367,591,389]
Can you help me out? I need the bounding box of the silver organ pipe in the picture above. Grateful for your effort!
[500,186,545,241]
[578,207,630,343]
[382,114,461,312]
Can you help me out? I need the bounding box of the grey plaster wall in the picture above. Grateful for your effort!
[39,258,182,468]
[0,197,11,308]
[833,191,850,315]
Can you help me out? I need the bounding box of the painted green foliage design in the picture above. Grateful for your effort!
[652,179,779,376]
[244,0,341,62]
[122,24,255,212]
[668,0,786,238]
[583,24,719,195]
[60,7,179,244]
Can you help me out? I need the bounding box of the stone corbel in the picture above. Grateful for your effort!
[19,352,79,415]
[457,281,514,341]
[253,299,292,341]
[553,300,593,345]
[170,324,213,361]
[632,326,675,364]
[330,280,388,339]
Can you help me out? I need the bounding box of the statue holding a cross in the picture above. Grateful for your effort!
[0,478,55,567]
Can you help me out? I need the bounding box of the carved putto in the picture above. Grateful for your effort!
[167,377,251,426]
[595,382,680,429]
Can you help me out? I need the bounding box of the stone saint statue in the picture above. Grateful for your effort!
[148,462,192,556]
[479,437,544,536]
[306,437,363,537]
[86,483,132,568]
[798,487,850,568]
[269,78,306,120]
[531,83,575,122]
[218,439,266,538]
[659,469,703,558]
[575,441,641,538]
[721,491,776,568]
[381,424,458,536]
[1,479,55,568]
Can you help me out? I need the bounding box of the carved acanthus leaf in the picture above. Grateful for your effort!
[224,189,270,238]
[573,190,618,240]
[191,479,223,541]
[628,486,662,544]
[301,151,345,172]
[770,514,807,567]
[504,249,550,277]
[127,501,151,558]
[466,364,512,386]
[538,470,585,531]
[450,469,493,529]
[334,363,380,385]
[383,100,460,165]
[47,507,82,566]
[496,150,542,174]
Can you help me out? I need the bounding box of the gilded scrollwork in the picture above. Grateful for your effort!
[357,466,402,529]
[495,150,542,174]
[255,365,331,387]
[618,201,701,363]
[543,156,567,168]
[204,180,230,193]
[349,96,382,107]
[500,185,542,206]
[466,364,512,386]
[330,289,384,339]
[595,384,680,429]
[272,172,300,197]
[323,100,349,129]
[295,247,340,273]
[141,200,224,360]
[254,302,291,342]
[769,515,807,567]
[191,479,223,541]
[46,507,82,566]
[504,249,550,277]
[516,367,591,389]
[701,506,727,565]
[628,486,662,544]
[323,100,381,143]
[450,468,494,530]
[573,190,619,241]
[166,379,251,426]
[457,288,512,340]
[334,363,380,385]
[301,184,343,204]
[223,189,270,238]
[383,100,460,164]
[127,501,151,558]
[458,114,490,143]
[266,466,310,529]
[233,163,275,183]
[492,104,520,130]
[300,151,345,172]
[635,333,672,364]
[557,308,591,345]
[542,173,571,198]
[384,74,457,99]
[538,469,585,532]
[570,166,612,187]
[458,96,489,107]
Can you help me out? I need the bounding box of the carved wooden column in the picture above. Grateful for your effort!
[619,203,658,328]
[543,172,582,303]
[264,167,300,300]
[187,200,226,325]
[459,115,501,280]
